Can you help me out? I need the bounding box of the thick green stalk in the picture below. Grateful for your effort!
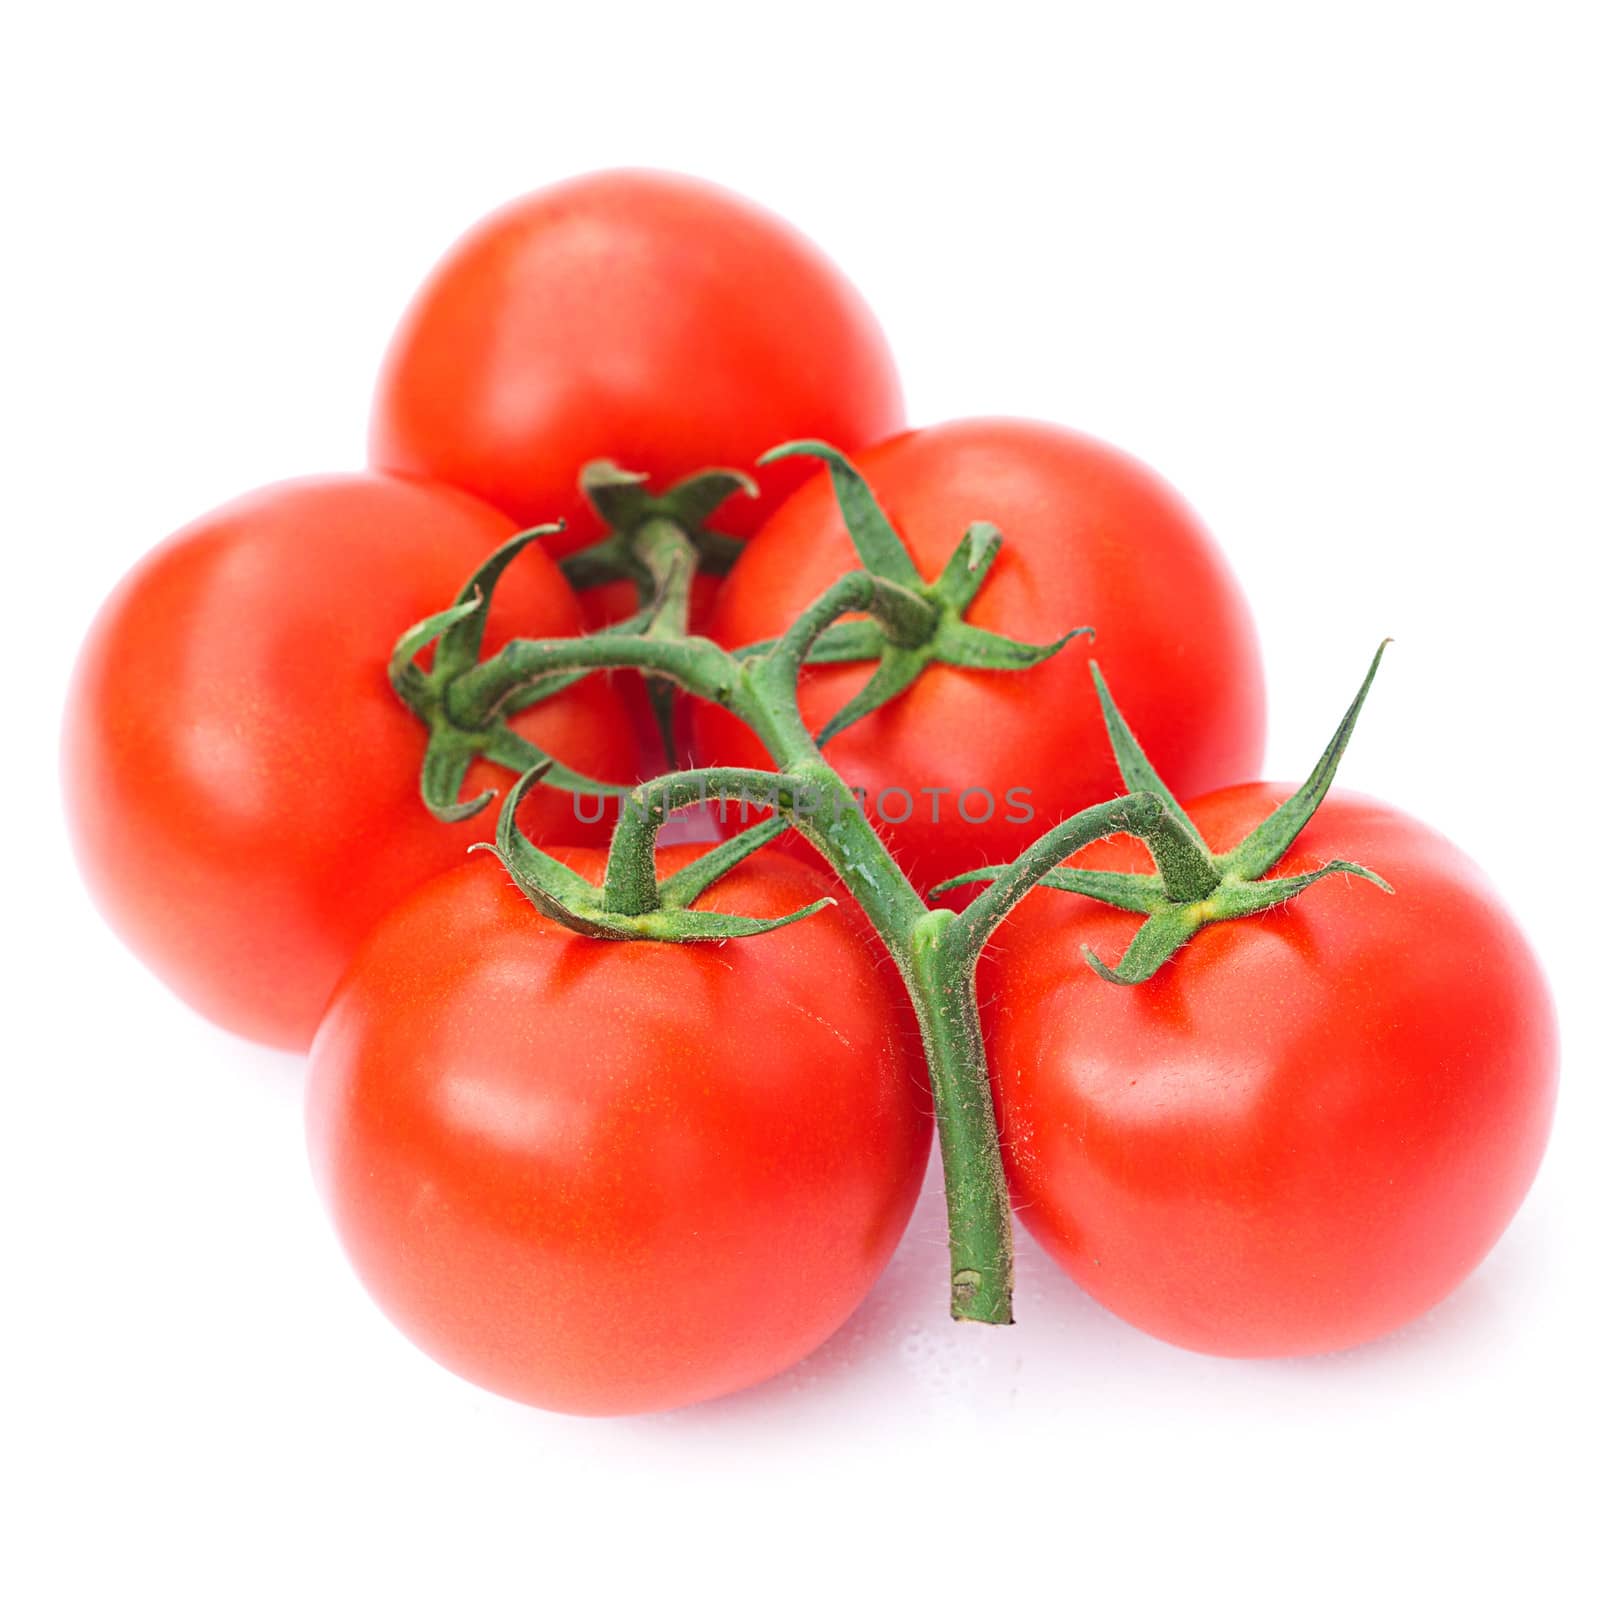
[448,631,742,726]
[907,910,1013,1322]
[775,759,928,950]
[632,516,696,636]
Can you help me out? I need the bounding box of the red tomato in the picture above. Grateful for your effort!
[982,785,1558,1357]
[369,169,905,560]
[692,418,1266,890]
[306,846,929,1415]
[64,474,638,1051]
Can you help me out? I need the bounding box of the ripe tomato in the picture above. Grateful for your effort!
[692,418,1266,890]
[306,845,929,1415]
[64,474,638,1051]
[369,169,904,560]
[982,784,1558,1356]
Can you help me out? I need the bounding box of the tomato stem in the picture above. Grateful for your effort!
[389,452,1129,1328]
[558,461,755,592]
[448,631,742,725]
[908,911,1013,1323]
[601,768,824,918]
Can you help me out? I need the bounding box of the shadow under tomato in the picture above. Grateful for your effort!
[625,1169,1550,1429]
[626,1175,1118,1430]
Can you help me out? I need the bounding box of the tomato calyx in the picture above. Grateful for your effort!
[558,460,755,597]
[932,643,1395,983]
[746,442,1093,744]
[561,461,755,758]
[477,763,833,942]
[388,529,636,822]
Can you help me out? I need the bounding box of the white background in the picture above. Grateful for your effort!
[6,3,1596,1595]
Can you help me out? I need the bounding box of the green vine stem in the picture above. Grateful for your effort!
[392,450,1393,1328]
[906,910,1011,1320]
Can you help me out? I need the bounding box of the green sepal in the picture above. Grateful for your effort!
[417,739,490,825]
[1082,906,1197,985]
[581,459,757,541]
[389,525,557,719]
[759,440,921,587]
[1089,660,1207,849]
[655,815,792,907]
[656,468,759,539]
[468,762,602,929]
[930,521,1002,611]
[931,864,1167,915]
[558,460,757,592]
[935,620,1086,671]
[770,619,884,665]
[733,619,884,666]
[1082,858,1394,983]
[577,461,653,536]
[483,766,831,943]
[1235,858,1394,906]
[742,617,1087,741]
[953,647,1396,985]
[1219,640,1391,880]
[389,526,633,823]
[747,442,1090,741]
[481,725,633,799]
[816,647,928,745]
[444,530,556,678]
[615,898,837,943]
[389,527,564,709]
[816,619,1090,748]
[390,598,475,708]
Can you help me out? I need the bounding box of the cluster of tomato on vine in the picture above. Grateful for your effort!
[65,169,1556,1415]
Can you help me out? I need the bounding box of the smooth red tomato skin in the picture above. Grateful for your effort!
[691,418,1266,890]
[369,169,905,560]
[64,474,638,1051]
[306,847,930,1415]
[983,786,1558,1357]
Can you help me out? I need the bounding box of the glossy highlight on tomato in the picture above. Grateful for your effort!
[63,474,639,1050]
[307,845,931,1415]
[982,784,1558,1357]
[370,168,905,559]
[693,418,1266,890]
